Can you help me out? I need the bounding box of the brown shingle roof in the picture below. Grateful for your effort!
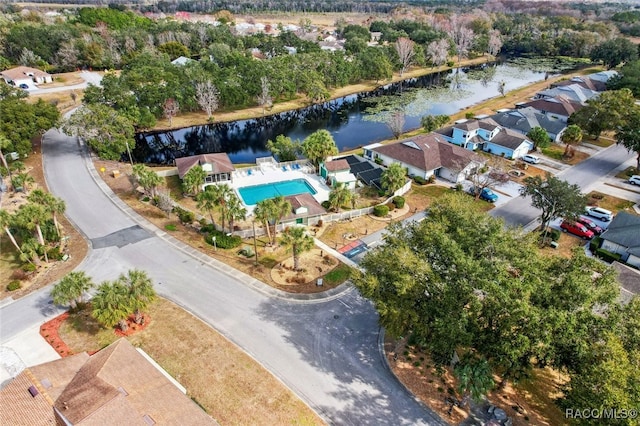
[54,339,215,425]
[371,134,481,173]
[0,66,51,81]
[519,97,582,117]
[175,153,235,179]
[324,159,350,172]
[283,193,326,220]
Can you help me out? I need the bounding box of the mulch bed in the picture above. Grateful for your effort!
[40,310,151,357]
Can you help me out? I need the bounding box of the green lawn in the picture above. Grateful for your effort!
[615,166,639,180]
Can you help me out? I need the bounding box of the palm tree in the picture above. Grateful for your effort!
[28,189,65,237]
[453,355,494,408]
[381,163,407,196]
[226,194,247,234]
[14,203,50,263]
[279,227,314,271]
[133,164,163,197]
[254,200,274,245]
[328,182,353,213]
[195,188,217,227]
[182,165,207,196]
[51,271,94,309]
[271,196,292,241]
[561,124,583,158]
[92,280,132,331]
[13,172,35,194]
[0,209,23,255]
[208,184,233,231]
[19,238,41,266]
[119,269,156,325]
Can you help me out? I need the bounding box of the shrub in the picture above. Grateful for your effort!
[321,200,331,209]
[316,219,323,227]
[595,248,622,263]
[238,245,254,257]
[142,196,150,202]
[393,196,405,209]
[377,189,386,197]
[446,60,455,67]
[589,236,601,252]
[373,205,389,217]
[173,206,195,224]
[165,224,177,231]
[549,229,561,242]
[413,176,427,185]
[427,175,436,184]
[6,281,21,291]
[205,230,242,249]
[465,112,475,119]
[200,224,216,234]
[47,246,64,261]
[22,263,37,272]
[374,157,383,165]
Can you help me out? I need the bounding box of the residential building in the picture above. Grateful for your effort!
[363,133,484,183]
[175,153,235,185]
[0,339,215,425]
[515,96,583,123]
[490,107,567,142]
[1,66,53,87]
[598,212,640,269]
[319,158,357,189]
[534,83,599,104]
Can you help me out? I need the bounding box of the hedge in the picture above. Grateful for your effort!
[595,248,622,263]
[373,205,389,217]
[205,230,242,249]
[174,206,195,224]
[6,281,21,291]
[413,176,427,185]
[393,196,405,209]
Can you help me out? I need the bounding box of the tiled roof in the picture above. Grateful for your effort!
[0,66,51,80]
[175,153,235,179]
[324,159,350,172]
[371,133,481,173]
[601,212,640,256]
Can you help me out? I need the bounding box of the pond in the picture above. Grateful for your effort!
[133,62,548,165]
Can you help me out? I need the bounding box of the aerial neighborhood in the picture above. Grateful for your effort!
[1,1,640,425]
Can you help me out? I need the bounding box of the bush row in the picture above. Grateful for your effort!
[204,229,242,249]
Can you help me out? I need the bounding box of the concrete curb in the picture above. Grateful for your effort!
[80,142,355,303]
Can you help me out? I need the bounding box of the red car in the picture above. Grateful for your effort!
[560,220,595,239]
[577,216,604,235]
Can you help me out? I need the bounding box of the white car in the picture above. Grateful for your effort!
[522,154,541,164]
[629,175,640,185]
[585,206,614,222]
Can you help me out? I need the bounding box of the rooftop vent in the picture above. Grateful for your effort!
[28,386,39,397]
[402,141,421,150]
[40,378,52,389]
[142,414,156,425]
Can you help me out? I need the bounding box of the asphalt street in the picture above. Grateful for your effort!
[490,143,633,227]
[0,129,447,425]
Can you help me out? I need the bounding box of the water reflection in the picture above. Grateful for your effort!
[133,64,546,165]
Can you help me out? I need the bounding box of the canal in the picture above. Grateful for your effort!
[133,62,547,165]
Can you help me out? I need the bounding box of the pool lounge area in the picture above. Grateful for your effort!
[205,159,331,215]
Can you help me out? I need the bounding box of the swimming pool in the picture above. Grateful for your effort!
[238,179,317,205]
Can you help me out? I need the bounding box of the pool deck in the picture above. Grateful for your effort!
[229,162,331,214]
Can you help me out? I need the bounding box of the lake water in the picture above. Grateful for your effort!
[133,63,547,165]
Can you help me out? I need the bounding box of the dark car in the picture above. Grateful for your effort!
[577,216,604,235]
[18,83,29,89]
[560,220,595,239]
[469,187,499,203]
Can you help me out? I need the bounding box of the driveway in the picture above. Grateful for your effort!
[27,71,103,95]
[1,129,446,425]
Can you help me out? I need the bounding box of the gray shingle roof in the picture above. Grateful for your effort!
[601,212,640,256]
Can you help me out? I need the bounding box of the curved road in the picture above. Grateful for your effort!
[1,130,445,425]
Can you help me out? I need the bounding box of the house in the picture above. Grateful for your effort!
[175,153,235,185]
[489,107,567,142]
[599,212,640,269]
[534,83,599,104]
[0,339,215,425]
[340,154,384,189]
[319,158,357,189]
[549,71,618,92]
[435,118,533,159]
[515,96,583,123]
[1,66,53,87]
[363,133,483,183]
[281,192,326,226]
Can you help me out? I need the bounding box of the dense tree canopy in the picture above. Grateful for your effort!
[354,193,628,404]
[569,89,636,140]
[0,98,60,156]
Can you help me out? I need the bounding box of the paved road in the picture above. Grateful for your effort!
[490,143,633,227]
[0,130,446,425]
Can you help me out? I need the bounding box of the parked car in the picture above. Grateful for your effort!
[560,220,595,239]
[522,154,541,164]
[585,206,614,222]
[629,175,640,185]
[469,187,499,202]
[18,83,29,89]
[577,216,604,235]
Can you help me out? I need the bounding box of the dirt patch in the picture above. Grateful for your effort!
[57,298,324,425]
[386,339,567,426]
[271,248,338,286]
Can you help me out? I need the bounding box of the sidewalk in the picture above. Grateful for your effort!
[0,325,60,386]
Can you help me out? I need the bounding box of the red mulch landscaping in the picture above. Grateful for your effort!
[40,311,151,357]
[40,312,73,357]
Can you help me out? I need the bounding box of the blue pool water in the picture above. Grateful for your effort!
[238,179,317,206]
